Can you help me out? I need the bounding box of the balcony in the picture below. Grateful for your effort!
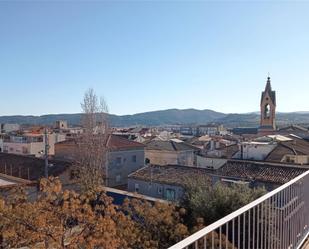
[169,170,309,249]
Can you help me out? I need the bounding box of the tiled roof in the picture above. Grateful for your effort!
[129,164,212,187]
[56,134,145,151]
[129,160,308,186]
[224,144,240,158]
[145,140,198,152]
[107,135,145,150]
[266,136,309,162]
[216,160,308,184]
[0,153,70,181]
[278,125,309,133]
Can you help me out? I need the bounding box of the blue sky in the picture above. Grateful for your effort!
[0,1,308,116]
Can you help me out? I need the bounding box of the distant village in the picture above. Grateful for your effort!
[1,76,309,202]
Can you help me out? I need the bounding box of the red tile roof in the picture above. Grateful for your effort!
[107,135,145,150]
[56,134,145,151]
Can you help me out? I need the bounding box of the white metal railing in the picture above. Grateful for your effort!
[169,170,309,249]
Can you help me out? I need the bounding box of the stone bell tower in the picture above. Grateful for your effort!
[258,76,276,134]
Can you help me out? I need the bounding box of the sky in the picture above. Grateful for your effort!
[0,1,309,116]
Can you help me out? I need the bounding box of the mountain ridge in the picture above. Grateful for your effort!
[1,109,309,128]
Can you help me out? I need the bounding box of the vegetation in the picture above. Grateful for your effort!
[181,177,267,227]
[74,88,110,192]
[0,177,188,249]
[0,175,268,248]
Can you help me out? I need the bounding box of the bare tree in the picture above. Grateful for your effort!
[75,88,110,192]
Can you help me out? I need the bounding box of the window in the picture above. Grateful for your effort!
[286,156,295,163]
[134,183,139,192]
[116,174,121,183]
[264,104,271,118]
[132,155,137,162]
[116,157,122,165]
[22,147,28,154]
[165,189,176,201]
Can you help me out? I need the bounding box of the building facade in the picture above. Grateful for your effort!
[55,135,145,187]
[144,140,198,166]
[1,133,66,158]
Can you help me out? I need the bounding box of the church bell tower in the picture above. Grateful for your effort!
[259,76,276,134]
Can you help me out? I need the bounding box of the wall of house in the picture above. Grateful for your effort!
[127,178,184,201]
[107,149,145,187]
[282,155,309,165]
[46,133,66,155]
[145,150,177,165]
[29,142,45,157]
[145,150,194,166]
[55,143,145,187]
[0,139,3,152]
[0,123,20,133]
[233,143,276,160]
[196,156,227,169]
[54,143,77,161]
[2,142,44,157]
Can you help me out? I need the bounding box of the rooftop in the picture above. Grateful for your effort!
[107,134,145,150]
[0,173,31,187]
[266,135,309,162]
[216,160,308,184]
[145,140,198,152]
[129,160,309,187]
[0,153,70,181]
[56,134,145,151]
[129,164,212,187]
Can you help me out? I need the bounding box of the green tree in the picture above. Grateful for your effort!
[181,177,266,226]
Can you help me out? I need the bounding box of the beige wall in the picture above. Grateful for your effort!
[2,133,66,158]
[47,133,66,155]
[3,142,43,157]
[282,154,309,165]
[145,150,194,166]
[54,143,77,161]
[196,156,227,169]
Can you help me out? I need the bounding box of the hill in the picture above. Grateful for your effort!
[1,109,309,128]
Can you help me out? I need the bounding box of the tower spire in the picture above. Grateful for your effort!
[265,74,271,91]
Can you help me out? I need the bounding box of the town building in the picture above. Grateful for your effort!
[0,123,20,133]
[54,134,145,187]
[128,160,308,201]
[1,132,66,157]
[198,123,226,136]
[0,153,70,181]
[233,141,277,160]
[55,120,68,130]
[231,134,309,165]
[144,140,199,166]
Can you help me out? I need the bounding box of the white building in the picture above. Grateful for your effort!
[233,141,277,161]
[2,133,66,158]
[0,123,20,133]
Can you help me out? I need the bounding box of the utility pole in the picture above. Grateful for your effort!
[44,127,49,178]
